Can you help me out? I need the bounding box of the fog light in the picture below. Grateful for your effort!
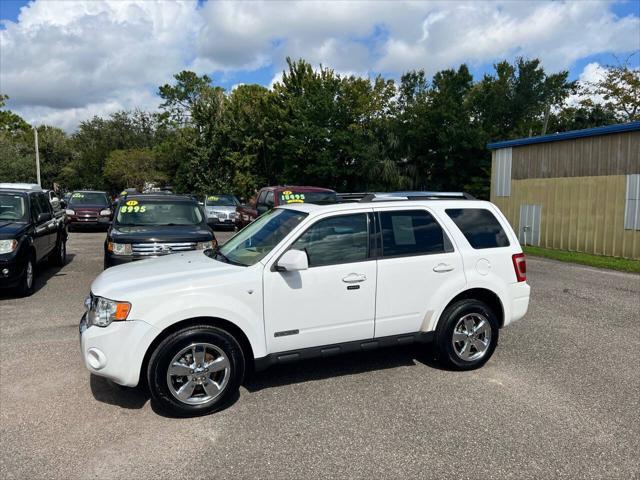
[86,348,107,370]
[1,268,8,276]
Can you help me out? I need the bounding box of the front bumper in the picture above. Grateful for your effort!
[0,255,24,289]
[79,313,159,387]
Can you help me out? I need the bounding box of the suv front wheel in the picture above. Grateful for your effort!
[147,325,245,417]
[435,299,499,370]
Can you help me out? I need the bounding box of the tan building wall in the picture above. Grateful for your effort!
[510,131,639,179]
[491,175,639,259]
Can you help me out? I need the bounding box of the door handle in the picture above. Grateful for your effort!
[433,263,454,273]
[342,273,366,283]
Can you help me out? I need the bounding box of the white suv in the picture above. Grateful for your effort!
[80,193,530,416]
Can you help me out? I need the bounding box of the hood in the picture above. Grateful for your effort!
[110,224,213,243]
[91,250,242,300]
[0,221,29,239]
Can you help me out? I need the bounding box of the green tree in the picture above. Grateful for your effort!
[469,58,575,140]
[581,55,640,121]
[103,148,166,191]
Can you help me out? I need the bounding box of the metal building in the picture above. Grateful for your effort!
[488,122,640,259]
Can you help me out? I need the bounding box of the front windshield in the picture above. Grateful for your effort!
[115,199,204,226]
[205,195,239,207]
[0,193,28,222]
[213,208,307,266]
[69,192,109,206]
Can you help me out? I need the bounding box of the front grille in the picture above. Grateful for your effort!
[131,242,197,256]
[76,210,98,222]
[211,211,236,219]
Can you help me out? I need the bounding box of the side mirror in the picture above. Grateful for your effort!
[276,249,308,272]
[59,200,67,209]
[37,212,52,223]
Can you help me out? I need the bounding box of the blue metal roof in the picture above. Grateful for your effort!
[487,121,640,150]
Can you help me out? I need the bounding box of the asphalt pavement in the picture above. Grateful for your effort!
[1,231,639,479]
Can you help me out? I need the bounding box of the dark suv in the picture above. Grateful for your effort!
[103,194,217,268]
[0,184,68,296]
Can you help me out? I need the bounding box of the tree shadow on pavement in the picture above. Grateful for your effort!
[90,374,149,409]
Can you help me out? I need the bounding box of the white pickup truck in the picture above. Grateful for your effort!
[80,192,530,417]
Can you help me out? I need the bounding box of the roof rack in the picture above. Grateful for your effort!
[356,191,475,203]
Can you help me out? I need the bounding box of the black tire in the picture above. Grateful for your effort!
[49,237,67,266]
[147,325,245,417]
[16,254,36,297]
[434,299,499,370]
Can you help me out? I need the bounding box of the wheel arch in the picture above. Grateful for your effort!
[139,316,255,389]
[437,288,505,328]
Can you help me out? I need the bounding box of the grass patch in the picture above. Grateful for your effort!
[523,246,640,274]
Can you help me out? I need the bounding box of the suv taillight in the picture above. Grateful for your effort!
[512,253,527,282]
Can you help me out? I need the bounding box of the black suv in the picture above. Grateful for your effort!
[0,184,68,296]
[103,193,217,269]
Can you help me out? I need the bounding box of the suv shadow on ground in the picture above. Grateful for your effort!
[0,253,76,299]
[89,343,454,416]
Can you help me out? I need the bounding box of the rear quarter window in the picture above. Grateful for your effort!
[446,208,510,249]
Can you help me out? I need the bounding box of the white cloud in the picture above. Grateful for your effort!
[0,0,638,130]
[1,0,200,127]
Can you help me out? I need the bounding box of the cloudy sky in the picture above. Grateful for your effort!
[1,0,639,131]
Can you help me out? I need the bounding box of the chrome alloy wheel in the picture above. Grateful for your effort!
[452,313,492,361]
[166,343,231,405]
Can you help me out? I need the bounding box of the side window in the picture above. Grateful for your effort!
[30,194,43,222]
[256,190,267,206]
[446,208,510,249]
[291,214,368,267]
[37,194,51,215]
[265,191,275,208]
[379,210,451,257]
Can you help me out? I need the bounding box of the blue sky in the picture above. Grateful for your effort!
[1,0,639,130]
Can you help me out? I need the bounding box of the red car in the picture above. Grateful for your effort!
[235,186,338,229]
[65,190,112,231]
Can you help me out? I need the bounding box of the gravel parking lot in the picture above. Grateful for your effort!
[1,231,639,479]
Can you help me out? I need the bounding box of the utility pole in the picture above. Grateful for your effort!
[34,126,41,186]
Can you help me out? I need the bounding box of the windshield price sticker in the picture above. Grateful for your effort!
[71,193,85,199]
[125,200,138,206]
[281,191,305,204]
[120,204,146,214]
[207,196,219,201]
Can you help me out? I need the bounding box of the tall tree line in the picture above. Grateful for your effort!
[1,56,637,199]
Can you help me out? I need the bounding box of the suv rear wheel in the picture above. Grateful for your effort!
[147,325,245,417]
[435,299,499,370]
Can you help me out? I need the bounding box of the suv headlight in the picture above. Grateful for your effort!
[196,240,216,250]
[65,209,75,216]
[108,242,132,256]
[85,295,131,327]
[0,239,18,254]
